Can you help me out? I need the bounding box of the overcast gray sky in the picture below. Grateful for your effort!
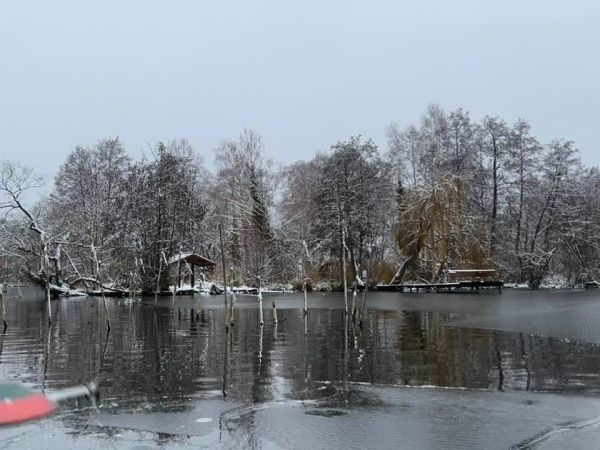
[1,0,599,180]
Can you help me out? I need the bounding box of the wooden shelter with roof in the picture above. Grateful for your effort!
[169,253,216,288]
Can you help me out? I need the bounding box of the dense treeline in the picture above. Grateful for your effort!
[1,105,599,294]
[387,106,597,288]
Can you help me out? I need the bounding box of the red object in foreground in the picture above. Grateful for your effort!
[0,384,57,425]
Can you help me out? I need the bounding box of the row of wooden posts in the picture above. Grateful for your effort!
[198,224,373,331]
[216,224,369,332]
[6,223,368,332]
[0,278,371,335]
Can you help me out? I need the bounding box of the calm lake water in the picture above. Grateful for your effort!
[2,288,600,449]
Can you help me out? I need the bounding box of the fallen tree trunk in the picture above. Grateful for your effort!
[25,270,87,297]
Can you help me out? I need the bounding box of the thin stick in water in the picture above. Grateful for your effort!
[91,243,111,331]
[303,279,308,316]
[257,276,264,326]
[351,287,357,322]
[218,224,229,329]
[359,269,369,325]
[0,287,6,331]
[46,282,52,324]
[342,229,348,314]
[154,256,163,307]
[229,267,235,327]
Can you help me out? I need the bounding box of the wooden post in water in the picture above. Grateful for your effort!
[341,229,348,315]
[177,252,182,288]
[39,240,52,325]
[257,317,264,375]
[0,285,6,331]
[218,224,229,329]
[303,279,308,316]
[92,244,111,331]
[229,267,235,327]
[222,322,231,398]
[343,311,349,389]
[257,276,264,326]
[301,240,309,316]
[272,296,279,340]
[359,269,369,325]
[351,286,357,322]
[172,251,180,308]
[304,310,307,335]
[154,255,163,307]
[131,258,140,299]
[230,293,235,327]
[129,271,133,299]
[45,283,52,324]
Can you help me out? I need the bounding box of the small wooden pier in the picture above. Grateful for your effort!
[378,269,503,293]
[377,280,503,293]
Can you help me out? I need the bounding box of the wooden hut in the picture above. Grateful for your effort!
[169,253,216,288]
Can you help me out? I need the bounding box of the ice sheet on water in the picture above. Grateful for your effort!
[215,384,600,450]
[3,384,600,449]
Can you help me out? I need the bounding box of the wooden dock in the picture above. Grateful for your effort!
[376,280,503,293]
